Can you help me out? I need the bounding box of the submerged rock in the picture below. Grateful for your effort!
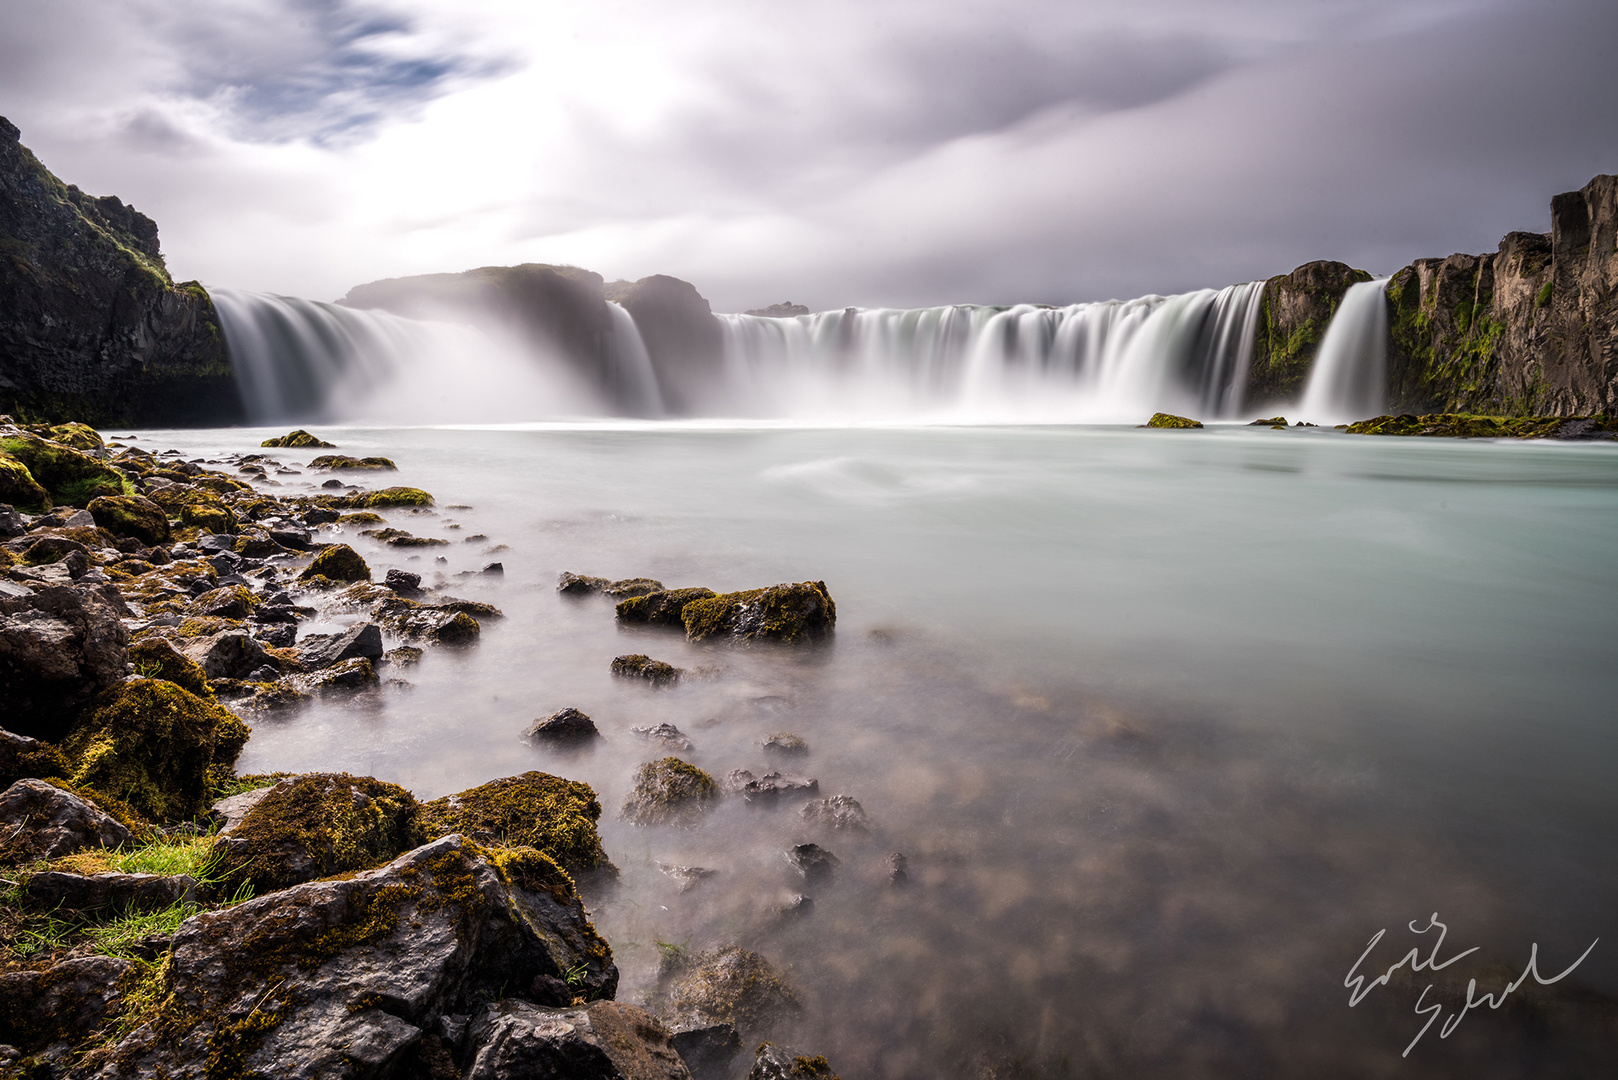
[344,485,434,508]
[300,656,381,695]
[747,1043,841,1080]
[261,429,336,448]
[0,778,133,860]
[525,706,600,746]
[464,1000,689,1080]
[761,732,808,758]
[615,587,717,627]
[724,770,819,806]
[680,582,836,644]
[1344,412,1618,438]
[297,622,384,669]
[798,795,871,835]
[663,946,800,1035]
[560,572,666,599]
[78,835,619,1080]
[1144,412,1203,429]
[309,454,397,470]
[299,543,370,583]
[419,771,615,878]
[657,863,719,893]
[622,758,719,826]
[632,722,694,752]
[783,843,840,886]
[612,653,682,687]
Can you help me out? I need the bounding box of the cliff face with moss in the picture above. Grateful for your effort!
[0,117,241,426]
[1384,174,1617,415]
[1244,261,1374,409]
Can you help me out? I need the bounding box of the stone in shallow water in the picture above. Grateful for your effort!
[464,1001,688,1080]
[657,862,718,893]
[622,758,718,826]
[612,653,681,687]
[724,769,819,806]
[525,707,600,745]
[632,722,694,752]
[798,795,871,834]
[783,843,839,886]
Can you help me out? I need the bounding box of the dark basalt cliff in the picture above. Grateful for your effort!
[1245,261,1373,409]
[1384,174,1617,415]
[0,117,241,426]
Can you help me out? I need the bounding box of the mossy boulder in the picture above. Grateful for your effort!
[1145,412,1203,429]
[615,586,717,627]
[299,543,370,583]
[87,493,170,546]
[621,757,718,826]
[420,771,615,879]
[261,429,335,448]
[664,946,801,1033]
[680,581,836,644]
[611,653,681,686]
[188,584,258,620]
[43,422,104,451]
[0,432,126,506]
[212,772,423,892]
[0,452,50,511]
[1344,413,1618,438]
[127,638,213,700]
[0,728,71,788]
[309,454,396,470]
[345,486,433,508]
[62,678,250,822]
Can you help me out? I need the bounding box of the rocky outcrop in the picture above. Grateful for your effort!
[0,779,134,860]
[0,117,241,426]
[1384,174,1618,415]
[1244,261,1373,409]
[0,583,129,740]
[604,275,726,412]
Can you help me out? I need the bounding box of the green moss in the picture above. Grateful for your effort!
[309,455,396,470]
[1535,280,1554,308]
[1145,412,1203,429]
[419,772,614,876]
[1345,413,1615,438]
[621,757,719,826]
[44,422,104,450]
[345,486,433,508]
[214,773,423,892]
[0,735,71,789]
[0,452,51,511]
[298,543,370,583]
[336,511,384,526]
[260,430,335,448]
[128,638,214,700]
[615,586,718,627]
[63,678,250,823]
[680,581,837,644]
[88,494,171,546]
[0,433,126,507]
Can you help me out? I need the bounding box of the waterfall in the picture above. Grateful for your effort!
[212,289,602,424]
[1297,279,1390,424]
[715,281,1265,422]
[604,302,666,417]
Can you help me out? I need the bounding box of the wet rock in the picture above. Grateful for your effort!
[388,604,481,644]
[798,795,871,835]
[297,622,384,669]
[209,785,274,834]
[419,772,615,879]
[0,726,70,788]
[667,1016,742,1079]
[188,583,258,620]
[783,844,839,886]
[344,485,434,508]
[1249,416,1288,426]
[298,542,370,583]
[885,851,908,885]
[261,429,336,448]
[615,587,718,627]
[657,863,718,893]
[22,870,197,913]
[761,732,808,758]
[0,584,128,739]
[724,770,819,806]
[558,572,612,595]
[85,835,618,1079]
[481,561,504,575]
[0,955,131,1053]
[87,494,170,546]
[63,677,249,822]
[303,506,340,525]
[463,1000,689,1080]
[211,772,422,892]
[309,454,397,470]
[1144,412,1203,429]
[773,894,814,920]
[384,645,423,667]
[664,946,800,1035]
[181,628,271,680]
[126,637,212,699]
[268,526,313,550]
[612,653,682,687]
[321,477,344,489]
[524,707,600,746]
[632,722,694,752]
[622,758,719,826]
[680,582,836,644]
[562,572,667,598]
[253,622,297,648]
[748,1042,840,1080]
[0,779,133,860]
[384,568,422,594]
[0,504,28,537]
[300,656,381,695]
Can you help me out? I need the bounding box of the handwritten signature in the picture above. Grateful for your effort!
[1344,913,1598,1057]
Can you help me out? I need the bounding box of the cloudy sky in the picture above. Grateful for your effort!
[2,0,1616,312]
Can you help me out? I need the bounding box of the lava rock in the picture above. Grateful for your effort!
[885,851,909,885]
[0,779,133,860]
[188,584,258,620]
[524,707,600,746]
[300,656,381,695]
[679,582,836,644]
[1144,412,1203,429]
[663,946,800,1035]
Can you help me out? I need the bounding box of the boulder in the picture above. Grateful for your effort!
[212,773,422,892]
[79,835,618,1080]
[384,568,421,594]
[783,843,839,886]
[344,486,433,508]
[87,494,170,546]
[181,629,271,680]
[297,622,384,669]
[419,772,614,879]
[680,582,836,644]
[615,587,717,628]
[611,653,681,687]
[761,733,808,758]
[22,870,197,913]
[188,584,258,620]
[798,795,871,835]
[622,758,719,827]
[464,1000,690,1080]
[663,947,799,1035]
[0,726,71,788]
[378,599,481,644]
[631,723,694,753]
[668,1017,742,1079]
[0,432,125,506]
[656,864,718,894]
[724,770,819,805]
[0,955,131,1053]
[309,455,396,470]
[1144,412,1203,429]
[0,584,129,740]
[524,707,600,746]
[63,678,249,822]
[301,656,381,695]
[0,452,49,511]
[298,543,370,583]
[559,573,666,599]
[747,1043,840,1080]
[261,430,335,448]
[0,779,133,860]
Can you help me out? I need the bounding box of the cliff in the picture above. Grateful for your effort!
[1244,261,1374,409]
[602,275,725,412]
[0,117,240,426]
[1385,174,1618,415]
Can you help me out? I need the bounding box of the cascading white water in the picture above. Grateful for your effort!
[212,289,605,424]
[1297,279,1391,424]
[715,281,1266,422]
[603,302,665,417]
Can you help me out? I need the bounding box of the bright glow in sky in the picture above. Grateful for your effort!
[3,0,1615,311]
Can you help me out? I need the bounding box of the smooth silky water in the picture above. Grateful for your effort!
[130,420,1618,1077]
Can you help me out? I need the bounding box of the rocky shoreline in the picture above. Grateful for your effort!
[0,420,848,1080]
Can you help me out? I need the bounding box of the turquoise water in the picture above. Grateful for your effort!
[142,422,1618,1076]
